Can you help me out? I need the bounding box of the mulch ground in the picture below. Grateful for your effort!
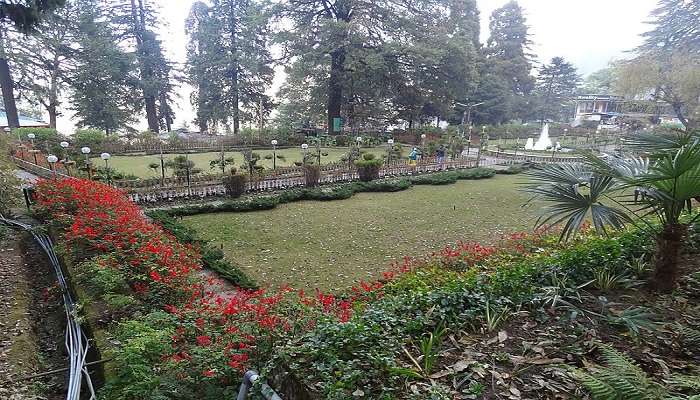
[399,255,700,399]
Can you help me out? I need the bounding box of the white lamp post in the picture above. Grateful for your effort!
[271,139,278,169]
[81,146,92,179]
[101,152,112,184]
[47,154,59,179]
[387,138,394,164]
[27,133,35,147]
[301,143,308,164]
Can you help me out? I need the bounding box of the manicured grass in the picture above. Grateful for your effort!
[183,175,538,291]
[95,147,388,178]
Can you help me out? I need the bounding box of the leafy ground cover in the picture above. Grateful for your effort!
[94,146,388,178]
[183,174,535,290]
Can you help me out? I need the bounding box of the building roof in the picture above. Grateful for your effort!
[0,110,49,128]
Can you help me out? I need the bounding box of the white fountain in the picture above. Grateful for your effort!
[524,138,535,150]
[532,123,553,150]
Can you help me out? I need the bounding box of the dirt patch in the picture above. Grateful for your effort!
[0,228,67,399]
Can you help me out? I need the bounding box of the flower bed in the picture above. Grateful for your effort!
[34,178,692,400]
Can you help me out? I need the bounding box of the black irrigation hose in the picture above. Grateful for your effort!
[1,216,95,400]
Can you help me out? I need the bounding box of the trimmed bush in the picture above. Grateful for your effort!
[222,174,247,198]
[355,153,383,182]
[303,164,321,187]
[160,169,496,217]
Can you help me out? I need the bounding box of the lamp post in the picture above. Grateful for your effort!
[387,138,394,164]
[101,152,112,184]
[60,141,71,176]
[47,155,58,179]
[81,146,92,179]
[476,126,487,167]
[301,143,309,164]
[27,133,35,147]
[271,139,278,169]
[356,136,362,148]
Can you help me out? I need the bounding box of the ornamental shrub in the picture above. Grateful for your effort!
[303,164,320,187]
[355,152,383,182]
[222,174,247,198]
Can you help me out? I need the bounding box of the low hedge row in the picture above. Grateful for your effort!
[147,211,258,289]
[161,168,497,217]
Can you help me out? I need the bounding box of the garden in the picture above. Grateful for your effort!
[21,128,698,400]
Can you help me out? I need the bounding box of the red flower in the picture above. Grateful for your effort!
[196,335,212,346]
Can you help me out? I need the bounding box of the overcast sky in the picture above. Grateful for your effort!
[56,0,659,132]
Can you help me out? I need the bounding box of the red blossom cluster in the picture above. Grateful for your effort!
[434,241,498,269]
[34,178,200,293]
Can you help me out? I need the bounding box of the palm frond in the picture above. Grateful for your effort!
[622,129,700,154]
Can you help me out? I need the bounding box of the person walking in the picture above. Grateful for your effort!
[436,144,446,169]
[409,147,418,166]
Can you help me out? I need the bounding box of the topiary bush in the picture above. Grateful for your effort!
[355,153,383,182]
[222,174,247,198]
[303,164,321,187]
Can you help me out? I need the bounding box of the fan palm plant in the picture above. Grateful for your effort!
[523,129,700,292]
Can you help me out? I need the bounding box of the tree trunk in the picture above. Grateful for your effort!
[228,1,239,136]
[47,102,57,129]
[131,0,159,133]
[0,57,18,128]
[327,47,345,136]
[651,223,687,292]
[0,24,18,128]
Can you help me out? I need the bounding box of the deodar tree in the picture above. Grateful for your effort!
[185,0,273,135]
[107,0,176,133]
[0,0,65,128]
[275,0,481,133]
[70,0,137,134]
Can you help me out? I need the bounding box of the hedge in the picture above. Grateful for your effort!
[160,168,499,217]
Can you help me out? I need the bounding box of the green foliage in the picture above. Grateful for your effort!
[534,57,581,122]
[409,168,496,185]
[165,155,202,178]
[0,135,20,213]
[161,170,494,217]
[0,0,65,32]
[70,1,137,134]
[355,153,383,182]
[272,228,653,398]
[73,128,107,149]
[567,343,698,400]
[417,322,448,375]
[99,312,180,399]
[222,174,247,198]
[15,127,60,143]
[185,0,272,133]
[606,307,660,338]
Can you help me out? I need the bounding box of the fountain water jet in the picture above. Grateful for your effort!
[532,123,553,150]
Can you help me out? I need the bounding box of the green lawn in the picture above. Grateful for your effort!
[183,175,539,291]
[96,147,388,178]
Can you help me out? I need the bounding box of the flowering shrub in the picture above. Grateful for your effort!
[34,178,200,302]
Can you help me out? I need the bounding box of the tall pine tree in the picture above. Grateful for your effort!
[475,0,534,124]
[535,57,580,123]
[107,0,175,133]
[70,0,137,134]
[185,0,272,134]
